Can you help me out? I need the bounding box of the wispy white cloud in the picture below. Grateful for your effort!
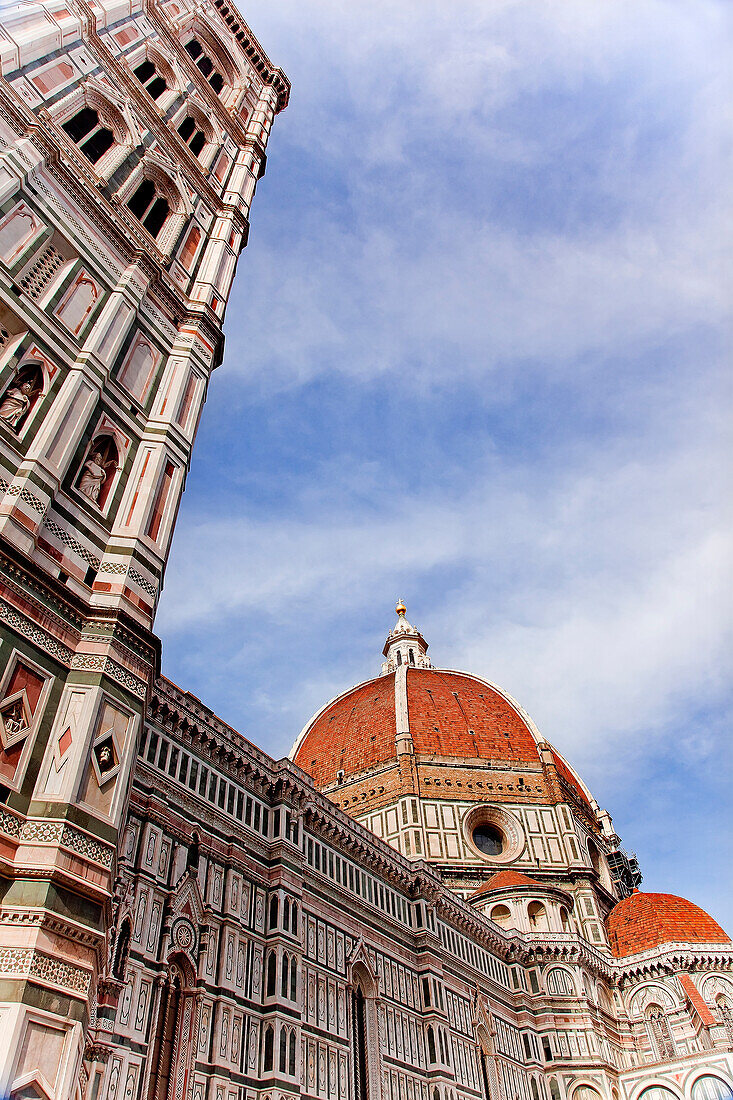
[160,418,731,766]
[159,0,732,924]
[222,0,731,394]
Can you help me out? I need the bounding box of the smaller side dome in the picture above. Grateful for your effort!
[470,870,543,900]
[607,891,731,958]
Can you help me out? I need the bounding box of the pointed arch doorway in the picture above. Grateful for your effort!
[350,957,382,1099]
[147,954,198,1100]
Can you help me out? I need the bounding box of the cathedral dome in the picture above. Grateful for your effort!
[294,667,550,788]
[292,606,614,891]
[606,891,731,958]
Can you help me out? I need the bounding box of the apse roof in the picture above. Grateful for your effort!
[606,891,731,958]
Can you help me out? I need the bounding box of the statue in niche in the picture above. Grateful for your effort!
[0,363,44,432]
[79,451,115,502]
[77,434,119,506]
[0,381,33,429]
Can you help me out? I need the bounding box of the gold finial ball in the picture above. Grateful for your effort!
[395,599,407,616]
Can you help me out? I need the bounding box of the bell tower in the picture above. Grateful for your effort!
[0,1,288,1096]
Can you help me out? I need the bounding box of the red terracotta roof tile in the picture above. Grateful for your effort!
[679,973,716,1027]
[294,669,545,787]
[470,869,543,899]
[606,891,730,958]
[294,675,397,787]
[406,669,540,764]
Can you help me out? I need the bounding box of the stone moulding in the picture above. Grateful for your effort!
[0,588,151,697]
[0,945,92,994]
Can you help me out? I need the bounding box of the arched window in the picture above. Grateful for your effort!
[408,648,415,665]
[531,1080,541,1100]
[291,901,298,936]
[290,957,297,1000]
[587,839,602,877]
[549,1078,562,1100]
[265,950,276,997]
[528,901,548,930]
[560,905,571,931]
[280,953,289,998]
[597,982,613,1014]
[645,1005,675,1060]
[269,893,279,930]
[691,1076,733,1100]
[278,1026,287,1073]
[546,968,574,996]
[288,1028,296,1076]
[133,57,168,100]
[262,1024,274,1072]
[186,831,199,872]
[183,38,226,95]
[716,996,733,1043]
[283,896,291,932]
[126,178,171,239]
[427,1025,437,1064]
[489,904,512,930]
[396,651,402,666]
[112,917,132,980]
[62,106,114,164]
[176,115,207,157]
[637,1088,679,1100]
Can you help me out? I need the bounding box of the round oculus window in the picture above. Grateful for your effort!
[463,805,525,864]
[472,823,504,856]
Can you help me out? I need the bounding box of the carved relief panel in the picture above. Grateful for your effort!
[0,653,51,790]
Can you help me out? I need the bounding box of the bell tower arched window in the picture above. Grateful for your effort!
[184,39,226,95]
[133,58,168,100]
[177,116,207,158]
[62,107,114,164]
[126,179,170,239]
[262,1024,274,1072]
[266,951,276,997]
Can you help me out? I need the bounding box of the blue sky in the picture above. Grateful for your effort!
[157,1,732,929]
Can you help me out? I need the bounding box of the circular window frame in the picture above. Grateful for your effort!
[463,805,525,865]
